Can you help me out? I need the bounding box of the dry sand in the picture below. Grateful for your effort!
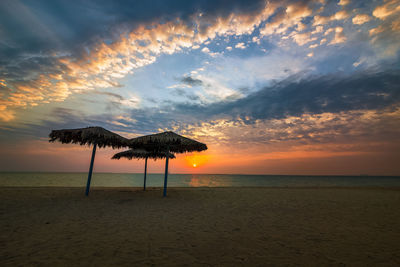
[1,187,400,266]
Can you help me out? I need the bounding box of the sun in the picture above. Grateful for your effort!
[185,153,209,169]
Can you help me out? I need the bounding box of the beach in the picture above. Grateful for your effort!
[1,187,400,266]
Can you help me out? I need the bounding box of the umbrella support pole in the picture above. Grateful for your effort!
[143,157,148,191]
[85,143,97,196]
[163,154,169,197]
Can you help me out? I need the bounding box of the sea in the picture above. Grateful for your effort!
[0,172,399,188]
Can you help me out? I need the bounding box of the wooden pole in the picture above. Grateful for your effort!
[163,151,169,197]
[143,156,148,191]
[85,143,97,196]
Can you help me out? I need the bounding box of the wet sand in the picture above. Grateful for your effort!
[1,187,400,266]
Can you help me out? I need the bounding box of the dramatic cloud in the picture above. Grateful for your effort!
[0,0,269,120]
[10,67,397,140]
[167,69,400,124]
[1,0,399,122]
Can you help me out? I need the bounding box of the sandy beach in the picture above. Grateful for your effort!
[1,187,400,266]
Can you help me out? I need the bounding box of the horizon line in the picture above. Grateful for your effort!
[0,171,399,177]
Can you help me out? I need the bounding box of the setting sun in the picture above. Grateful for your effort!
[185,153,209,169]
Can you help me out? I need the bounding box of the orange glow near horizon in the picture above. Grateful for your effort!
[184,153,209,169]
[0,139,399,175]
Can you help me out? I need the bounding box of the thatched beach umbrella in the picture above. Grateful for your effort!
[112,149,175,191]
[49,126,129,196]
[129,131,207,197]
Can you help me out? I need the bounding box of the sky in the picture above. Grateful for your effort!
[0,0,399,175]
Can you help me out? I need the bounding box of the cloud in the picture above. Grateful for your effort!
[372,0,400,20]
[114,115,137,124]
[174,108,400,152]
[169,68,400,124]
[352,14,371,25]
[252,36,260,44]
[171,88,200,101]
[181,76,203,86]
[84,90,140,109]
[235,42,246,49]
[329,27,346,45]
[257,1,352,49]
[201,47,210,53]
[290,32,316,46]
[311,25,324,34]
[0,79,7,87]
[353,58,365,67]
[338,0,350,6]
[119,96,140,108]
[313,10,349,26]
[90,91,124,101]
[368,0,400,57]
[260,1,312,36]
[0,107,14,122]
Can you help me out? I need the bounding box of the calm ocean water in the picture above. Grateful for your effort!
[0,172,399,187]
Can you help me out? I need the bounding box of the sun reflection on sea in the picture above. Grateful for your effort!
[188,174,232,187]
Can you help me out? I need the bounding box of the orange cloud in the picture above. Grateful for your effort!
[260,1,311,36]
[338,0,350,6]
[290,32,317,46]
[329,27,347,44]
[0,106,15,121]
[372,0,400,20]
[313,10,349,26]
[352,14,371,25]
[162,107,400,161]
[368,0,400,57]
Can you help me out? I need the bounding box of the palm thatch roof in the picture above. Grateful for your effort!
[129,131,207,153]
[112,149,175,160]
[49,126,129,149]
